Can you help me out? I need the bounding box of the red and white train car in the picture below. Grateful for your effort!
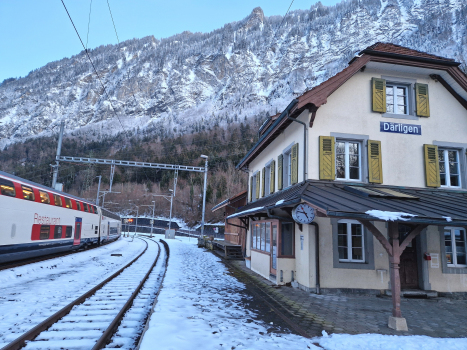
[0,171,119,264]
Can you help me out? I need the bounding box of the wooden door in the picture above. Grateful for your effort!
[399,225,419,289]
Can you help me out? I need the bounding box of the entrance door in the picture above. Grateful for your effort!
[399,224,419,289]
[270,223,277,275]
[74,218,82,246]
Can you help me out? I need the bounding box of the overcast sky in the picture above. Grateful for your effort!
[0,0,342,82]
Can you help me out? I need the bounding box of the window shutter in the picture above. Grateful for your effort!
[372,78,386,113]
[319,136,335,180]
[291,144,299,184]
[249,176,253,202]
[368,140,383,184]
[424,144,440,187]
[256,173,260,199]
[270,160,275,194]
[416,83,430,117]
[261,167,265,197]
[278,154,283,190]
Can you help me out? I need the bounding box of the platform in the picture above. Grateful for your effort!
[212,240,244,260]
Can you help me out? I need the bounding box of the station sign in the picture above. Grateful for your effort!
[380,121,421,135]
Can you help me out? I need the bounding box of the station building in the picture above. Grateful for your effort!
[229,42,467,309]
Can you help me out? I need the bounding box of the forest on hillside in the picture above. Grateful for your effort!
[0,120,262,225]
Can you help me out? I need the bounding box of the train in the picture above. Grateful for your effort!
[0,170,121,264]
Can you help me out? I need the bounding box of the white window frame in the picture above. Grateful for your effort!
[386,83,409,115]
[265,163,271,196]
[444,227,467,267]
[335,140,362,181]
[283,148,292,188]
[439,149,462,188]
[338,219,365,263]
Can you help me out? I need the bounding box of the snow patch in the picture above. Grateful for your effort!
[365,210,417,221]
[443,216,453,222]
[227,207,264,218]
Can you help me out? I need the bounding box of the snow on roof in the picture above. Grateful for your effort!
[365,210,417,221]
[227,206,264,219]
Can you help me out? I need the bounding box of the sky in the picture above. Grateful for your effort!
[0,0,342,82]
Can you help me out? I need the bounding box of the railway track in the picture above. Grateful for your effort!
[1,238,169,350]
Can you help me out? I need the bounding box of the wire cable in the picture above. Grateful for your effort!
[60,0,125,131]
[85,0,93,50]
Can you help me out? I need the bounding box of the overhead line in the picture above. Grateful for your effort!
[60,0,126,131]
[85,0,93,50]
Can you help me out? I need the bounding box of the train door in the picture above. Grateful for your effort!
[74,218,82,246]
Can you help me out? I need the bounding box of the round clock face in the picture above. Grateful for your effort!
[292,203,315,224]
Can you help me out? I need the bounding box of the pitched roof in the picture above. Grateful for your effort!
[228,180,467,226]
[236,42,467,169]
[211,190,247,212]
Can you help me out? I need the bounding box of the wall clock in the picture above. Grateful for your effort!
[292,203,315,224]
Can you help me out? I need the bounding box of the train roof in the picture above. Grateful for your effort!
[0,170,97,206]
[101,208,121,221]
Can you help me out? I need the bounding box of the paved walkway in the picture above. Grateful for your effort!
[227,260,467,338]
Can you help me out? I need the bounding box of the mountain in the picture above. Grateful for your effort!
[1,0,466,147]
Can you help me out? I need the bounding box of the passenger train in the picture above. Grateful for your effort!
[0,171,121,264]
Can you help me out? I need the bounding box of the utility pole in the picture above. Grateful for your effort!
[200,155,208,238]
[168,189,174,233]
[151,201,155,237]
[134,205,139,235]
[96,176,102,205]
[51,121,65,189]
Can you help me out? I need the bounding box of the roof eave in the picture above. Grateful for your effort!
[361,49,460,67]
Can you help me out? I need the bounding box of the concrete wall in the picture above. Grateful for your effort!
[250,250,271,279]
[308,66,467,187]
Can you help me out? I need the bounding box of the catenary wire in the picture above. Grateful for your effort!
[85,0,93,50]
[60,0,125,131]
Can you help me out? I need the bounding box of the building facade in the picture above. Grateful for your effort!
[231,43,467,304]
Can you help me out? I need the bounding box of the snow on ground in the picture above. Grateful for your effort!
[140,235,467,350]
[0,237,145,346]
[139,234,319,350]
[315,332,467,350]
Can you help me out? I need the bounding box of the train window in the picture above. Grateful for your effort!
[84,203,89,212]
[22,186,35,201]
[39,191,50,204]
[0,179,16,197]
[54,226,62,239]
[65,198,72,209]
[76,201,82,211]
[40,225,50,240]
[65,226,72,238]
[53,194,62,207]
[92,206,98,214]
[95,226,99,234]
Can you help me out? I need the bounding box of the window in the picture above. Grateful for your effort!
[54,226,63,239]
[439,149,461,188]
[64,198,72,209]
[53,194,62,207]
[95,226,99,234]
[336,141,361,181]
[92,206,98,214]
[283,150,292,188]
[40,225,50,240]
[77,202,82,211]
[280,223,294,256]
[65,226,72,238]
[338,220,364,262]
[386,84,409,115]
[264,164,271,196]
[444,227,466,267]
[39,191,50,204]
[0,179,16,197]
[251,173,258,202]
[84,203,89,212]
[22,186,35,201]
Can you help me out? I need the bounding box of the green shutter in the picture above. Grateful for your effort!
[291,143,299,184]
[249,176,253,202]
[278,154,283,190]
[270,160,275,194]
[372,78,386,113]
[319,136,335,180]
[416,83,430,117]
[256,173,260,199]
[368,140,383,184]
[261,167,265,197]
[424,144,440,187]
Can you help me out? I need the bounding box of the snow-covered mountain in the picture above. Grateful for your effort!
[1,0,466,147]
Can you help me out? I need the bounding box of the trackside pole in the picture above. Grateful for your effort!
[200,155,208,239]
[52,121,65,189]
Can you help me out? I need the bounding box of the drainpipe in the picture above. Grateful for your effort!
[286,112,307,181]
[310,222,320,294]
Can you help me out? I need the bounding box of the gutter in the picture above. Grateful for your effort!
[286,111,307,181]
[236,99,299,169]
